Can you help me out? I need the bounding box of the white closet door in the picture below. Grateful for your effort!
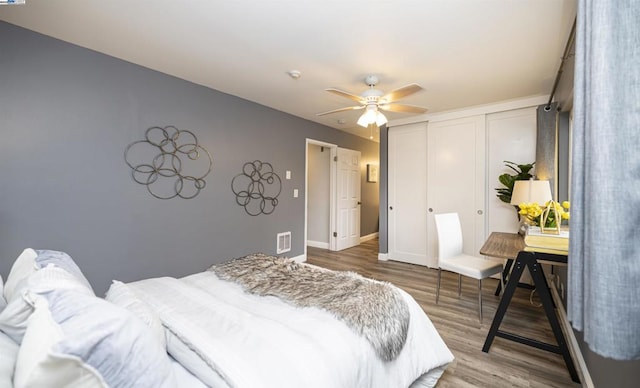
[486,107,538,234]
[388,123,429,266]
[426,115,486,263]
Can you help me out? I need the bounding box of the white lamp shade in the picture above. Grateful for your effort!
[357,106,387,128]
[510,180,552,205]
[357,108,376,127]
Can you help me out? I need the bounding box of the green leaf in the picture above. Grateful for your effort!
[519,163,535,175]
[495,160,536,204]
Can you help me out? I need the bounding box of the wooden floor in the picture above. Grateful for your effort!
[307,239,581,388]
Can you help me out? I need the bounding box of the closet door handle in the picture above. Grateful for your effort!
[428,208,433,212]
[389,206,393,210]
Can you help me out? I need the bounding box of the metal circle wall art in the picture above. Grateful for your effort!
[124,126,212,199]
[231,160,282,216]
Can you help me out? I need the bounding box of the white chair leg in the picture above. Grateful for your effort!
[436,268,442,304]
[457,274,462,297]
[478,279,483,323]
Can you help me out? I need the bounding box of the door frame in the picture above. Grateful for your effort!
[304,139,338,259]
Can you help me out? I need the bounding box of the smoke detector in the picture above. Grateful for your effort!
[287,70,302,79]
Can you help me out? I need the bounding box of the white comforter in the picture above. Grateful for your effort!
[127,271,454,388]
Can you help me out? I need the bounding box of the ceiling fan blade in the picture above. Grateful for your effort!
[316,105,365,116]
[379,103,428,114]
[381,84,423,102]
[325,88,365,103]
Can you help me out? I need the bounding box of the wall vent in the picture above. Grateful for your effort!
[277,231,291,254]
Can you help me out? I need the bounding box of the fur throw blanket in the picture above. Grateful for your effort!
[208,253,410,362]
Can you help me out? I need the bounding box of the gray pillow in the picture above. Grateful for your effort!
[0,266,95,344]
[38,289,177,388]
[35,250,93,293]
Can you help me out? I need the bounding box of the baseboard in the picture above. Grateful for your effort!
[378,252,389,261]
[360,232,379,243]
[290,253,306,263]
[306,240,329,249]
[550,281,594,388]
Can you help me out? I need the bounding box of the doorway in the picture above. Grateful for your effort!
[304,139,362,259]
[305,139,337,257]
[306,142,333,249]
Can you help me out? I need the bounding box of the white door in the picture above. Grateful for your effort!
[426,115,486,264]
[486,107,537,233]
[388,123,429,266]
[486,107,537,283]
[336,148,361,251]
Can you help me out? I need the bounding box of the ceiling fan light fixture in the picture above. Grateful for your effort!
[375,111,388,127]
[357,106,378,127]
[357,105,387,128]
[357,112,372,127]
[319,76,425,128]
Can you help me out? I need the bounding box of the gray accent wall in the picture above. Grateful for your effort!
[0,21,379,294]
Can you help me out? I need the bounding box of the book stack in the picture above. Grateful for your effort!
[524,227,569,255]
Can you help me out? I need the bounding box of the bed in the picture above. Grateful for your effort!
[0,249,454,387]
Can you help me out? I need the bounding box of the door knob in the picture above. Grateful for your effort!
[428,208,433,212]
[357,201,362,205]
[477,210,483,215]
[389,206,393,210]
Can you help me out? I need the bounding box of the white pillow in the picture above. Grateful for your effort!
[0,331,19,387]
[14,297,107,388]
[15,289,178,388]
[0,274,6,311]
[3,248,38,303]
[0,266,95,344]
[105,280,167,350]
[3,249,94,304]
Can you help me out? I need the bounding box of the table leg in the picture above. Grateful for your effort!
[483,251,580,384]
[483,255,526,352]
[495,258,514,296]
[528,258,580,383]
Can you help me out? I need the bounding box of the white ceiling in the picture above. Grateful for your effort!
[0,0,577,142]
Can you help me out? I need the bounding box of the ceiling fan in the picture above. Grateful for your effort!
[317,75,428,127]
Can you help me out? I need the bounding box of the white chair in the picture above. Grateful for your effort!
[434,213,504,323]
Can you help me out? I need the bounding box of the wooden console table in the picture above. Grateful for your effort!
[480,232,580,383]
[479,232,534,295]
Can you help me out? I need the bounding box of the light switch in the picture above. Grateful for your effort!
[286,170,291,180]
[293,189,299,198]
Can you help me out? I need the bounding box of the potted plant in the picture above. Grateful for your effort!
[495,161,535,205]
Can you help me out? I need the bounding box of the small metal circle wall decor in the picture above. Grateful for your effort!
[124,126,212,199]
[231,160,282,216]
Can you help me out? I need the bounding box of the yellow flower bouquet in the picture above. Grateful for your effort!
[518,200,570,233]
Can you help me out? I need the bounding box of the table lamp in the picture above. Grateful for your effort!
[510,179,552,235]
[510,179,552,206]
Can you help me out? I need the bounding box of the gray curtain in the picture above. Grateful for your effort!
[568,0,640,360]
[536,102,558,189]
